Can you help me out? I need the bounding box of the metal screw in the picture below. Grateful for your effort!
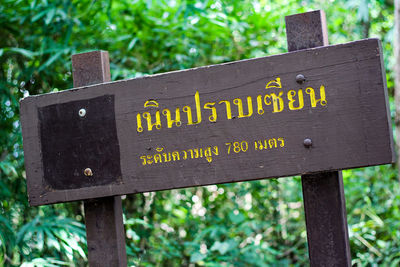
[79,108,86,117]
[303,138,312,148]
[296,74,306,84]
[84,168,93,176]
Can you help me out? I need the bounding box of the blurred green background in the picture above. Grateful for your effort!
[1,0,399,266]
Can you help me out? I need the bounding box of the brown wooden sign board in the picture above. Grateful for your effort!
[21,38,394,206]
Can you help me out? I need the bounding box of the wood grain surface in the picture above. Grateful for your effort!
[286,10,352,266]
[71,50,127,267]
[20,38,394,206]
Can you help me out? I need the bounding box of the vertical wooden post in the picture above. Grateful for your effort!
[285,11,352,266]
[72,51,127,267]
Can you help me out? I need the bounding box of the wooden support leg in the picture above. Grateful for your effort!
[84,196,127,266]
[72,51,127,267]
[302,172,351,266]
[285,10,351,266]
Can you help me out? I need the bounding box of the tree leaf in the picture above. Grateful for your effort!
[210,241,230,255]
[190,251,206,263]
[4,47,35,58]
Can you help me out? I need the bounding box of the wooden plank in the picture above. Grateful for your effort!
[285,10,352,266]
[20,38,394,206]
[71,50,127,267]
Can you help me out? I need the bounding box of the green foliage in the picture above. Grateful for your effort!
[123,178,308,266]
[345,165,400,266]
[0,0,399,266]
[0,211,86,266]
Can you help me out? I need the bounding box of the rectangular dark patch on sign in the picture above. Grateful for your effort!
[38,95,122,190]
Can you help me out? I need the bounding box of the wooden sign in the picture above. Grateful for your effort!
[21,38,394,206]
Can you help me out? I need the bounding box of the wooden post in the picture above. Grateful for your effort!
[71,51,127,267]
[285,11,352,266]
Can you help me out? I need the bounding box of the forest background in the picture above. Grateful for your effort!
[1,0,399,266]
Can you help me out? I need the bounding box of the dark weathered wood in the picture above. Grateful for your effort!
[285,10,352,266]
[84,196,127,267]
[301,172,351,266]
[38,95,121,190]
[286,10,328,51]
[72,50,111,88]
[71,51,127,267]
[21,38,394,206]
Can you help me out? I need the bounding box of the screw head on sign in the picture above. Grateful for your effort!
[84,168,93,176]
[79,108,86,117]
[296,74,306,84]
[303,138,312,148]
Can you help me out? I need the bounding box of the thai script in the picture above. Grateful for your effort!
[140,146,219,166]
[254,138,285,150]
[136,77,327,133]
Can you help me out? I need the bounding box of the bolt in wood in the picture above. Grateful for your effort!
[79,108,86,117]
[296,74,306,83]
[285,10,352,267]
[72,50,127,267]
[303,138,312,147]
[84,168,93,176]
